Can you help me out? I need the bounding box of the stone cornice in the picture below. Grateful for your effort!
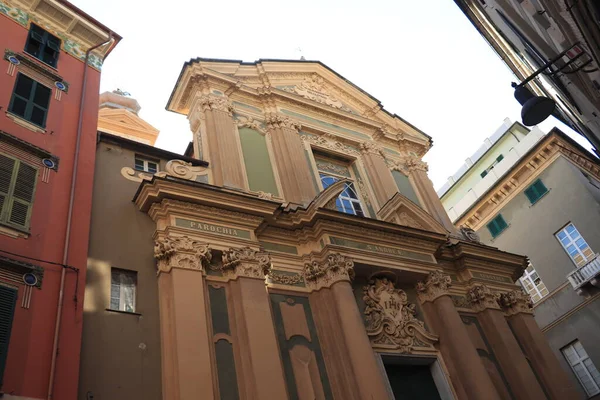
[416,271,452,303]
[303,253,355,291]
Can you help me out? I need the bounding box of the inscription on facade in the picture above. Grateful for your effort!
[329,237,435,263]
[175,218,251,239]
[471,272,512,284]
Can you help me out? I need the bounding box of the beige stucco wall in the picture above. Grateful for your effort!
[79,140,163,400]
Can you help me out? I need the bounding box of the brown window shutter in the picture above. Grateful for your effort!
[0,155,16,221]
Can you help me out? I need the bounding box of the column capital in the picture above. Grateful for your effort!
[498,290,534,316]
[466,284,501,312]
[154,235,212,274]
[359,140,385,157]
[197,93,234,115]
[221,246,271,280]
[405,156,428,173]
[416,270,452,303]
[265,112,301,131]
[303,253,355,291]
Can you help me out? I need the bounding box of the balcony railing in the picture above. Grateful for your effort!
[567,254,600,294]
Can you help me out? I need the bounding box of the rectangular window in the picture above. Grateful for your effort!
[9,73,51,128]
[555,223,595,267]
[134,156,158,174]
[562,341,600,396]
[487,214,508,238]
[25,24,61,67]
[480,154,505,178]
[110,268,137,313]
[314,154,365,217]
[519,262,548,303]
[524,179,548,204]
[0,285,18,386]
[0,153,38,230]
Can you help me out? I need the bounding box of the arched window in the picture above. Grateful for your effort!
[315,154,365,217]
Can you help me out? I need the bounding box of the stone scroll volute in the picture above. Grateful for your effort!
[363,276,438,353]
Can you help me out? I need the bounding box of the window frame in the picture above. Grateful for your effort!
[134,156,159,174]
[519,263,549,303]
[0,153,38,231]
[561,340,600,396]
[313,152,366,217]
[524,179,548,205]
[110,268,137,313]
[486,214,508,238]
[24,23,61,68]
[555,223,595,267]
[8,73,52,128]
[480,154,505,179]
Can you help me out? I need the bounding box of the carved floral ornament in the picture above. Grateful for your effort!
[363,277,438,352]
[302,253,355,291]
[359,141,385,157]
[498,289,534,316]
[280,74,353,113]
[121,159,209,184]
[466,284,501,312]
[300,132,361,156]
[196,94,234,115]
[235,115,267,135]
[265,113,301,131]
[154,236,212,274]
[221,247,272,279]
[416,270,452,303]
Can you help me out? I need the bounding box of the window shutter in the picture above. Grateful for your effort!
[0,155,16,221]
[0,285,17,386]
[9,163,37,228]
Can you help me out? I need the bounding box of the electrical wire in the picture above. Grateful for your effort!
[0,248,78,271]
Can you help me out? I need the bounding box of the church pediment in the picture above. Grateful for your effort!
[98,108,160,145]
[378,193,448,234]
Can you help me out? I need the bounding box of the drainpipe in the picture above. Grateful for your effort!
[47,32,113,400]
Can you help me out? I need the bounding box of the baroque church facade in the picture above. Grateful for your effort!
[81,58,579,400]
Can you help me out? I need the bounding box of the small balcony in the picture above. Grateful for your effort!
[567,254,600,295]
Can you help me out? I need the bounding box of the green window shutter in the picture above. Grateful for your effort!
[524,179,548,204]
[487,214,508,238]
[0,285,18,386]
[9,162,37,228]
[9,74,51,128]
[0,155,16,222]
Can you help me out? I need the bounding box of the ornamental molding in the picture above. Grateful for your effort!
[279,74,354,113]
[466,284,501,312]
[154,236,212,274]
[406,156,428,172]
[397,212,423,229]
[498,290,533,316]
[268,270,305,286]
[300,133,361,156]
[265,113,301,131]
[416,271,452,303]
[386,158,410,175]
[363,276,438,352]
[356,177,372,209]
[360,141,385,157]
[220,246,271,279]
[323,221,435,249]
[121,159,208,183]
[303,253,355,291]
[235,114,267,134]
[459,226,481,242]
[148,199,264,225]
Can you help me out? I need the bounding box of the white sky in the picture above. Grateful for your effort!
[76,0,592,190]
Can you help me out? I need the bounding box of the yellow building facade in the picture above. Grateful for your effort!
[84,58,579,399]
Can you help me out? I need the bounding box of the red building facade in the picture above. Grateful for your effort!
[0,1,119,399]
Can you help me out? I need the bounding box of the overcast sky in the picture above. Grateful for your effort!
[76,0,591,190]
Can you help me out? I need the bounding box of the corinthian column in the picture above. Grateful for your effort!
[499,290,579,400]
[416,272,501,400]
[359,141,397,207]
[467,285,546,400]
[304,254,390,400]
[266,113,317,205]
[220,247,288,399]
[406,158,456,232]
[154,236,215,400]
[196,94,246,189]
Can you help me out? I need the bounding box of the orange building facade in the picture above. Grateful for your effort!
[0,1,119,399]
[80,58,584,399]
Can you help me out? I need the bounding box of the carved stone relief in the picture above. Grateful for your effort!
[416,271,452,303]
[498,289,534,316]
[220,247,271,279]
[363,277,438,352]
[466,284,501,312]
[280,74,353,113]
[235,115,267,135]
[300,132,361,156]
[265,113,301,131]
[121,159,209,183]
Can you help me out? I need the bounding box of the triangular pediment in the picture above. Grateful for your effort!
[377,193,447,234]
[98,108,159,145]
